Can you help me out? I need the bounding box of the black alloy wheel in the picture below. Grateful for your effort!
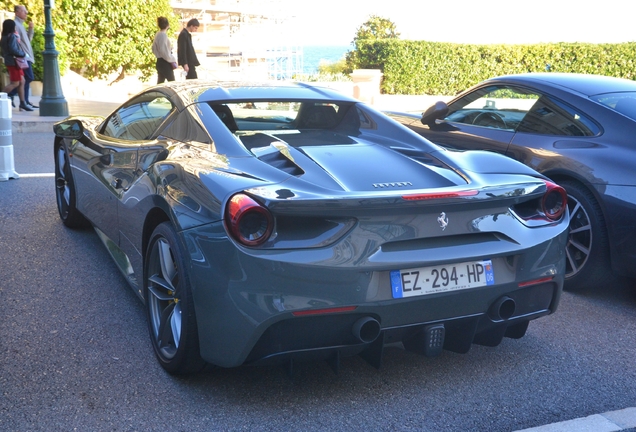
[561,180,613,291]
[54,144,88,228]
[145,222,205,374]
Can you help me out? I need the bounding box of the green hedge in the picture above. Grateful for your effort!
[354,40,636,95]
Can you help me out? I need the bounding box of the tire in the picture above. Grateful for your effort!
[54,143,89,228]
[144,222,206,374]
[560,180,613,291]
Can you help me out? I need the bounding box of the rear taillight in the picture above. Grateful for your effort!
[542,181,567,221]
[225,194,274,246]
[512,180,568,224]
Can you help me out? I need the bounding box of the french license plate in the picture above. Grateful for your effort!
[390,260,494,298]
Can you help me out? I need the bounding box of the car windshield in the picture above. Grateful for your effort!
[591,92,636,121]
[209,100,358,132]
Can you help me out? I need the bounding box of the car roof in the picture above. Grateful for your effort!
[153,80,359,105]
[491,73,636,97]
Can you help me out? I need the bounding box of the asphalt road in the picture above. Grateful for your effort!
[1,133,636,432]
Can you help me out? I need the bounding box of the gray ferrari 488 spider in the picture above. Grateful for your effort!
[53,81,569,374]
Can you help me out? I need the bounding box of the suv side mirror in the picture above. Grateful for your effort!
[421,101,449,126]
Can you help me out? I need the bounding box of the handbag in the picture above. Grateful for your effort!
[14,57,28,70]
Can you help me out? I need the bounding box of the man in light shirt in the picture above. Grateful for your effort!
[10,5,37,109]
[152,16,177,83]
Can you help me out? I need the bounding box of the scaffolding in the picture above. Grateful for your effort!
[266,46,303,80]
[170,0,302,80]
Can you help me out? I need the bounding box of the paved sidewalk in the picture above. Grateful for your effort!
[10,95,121,133]
[8,86,443,134]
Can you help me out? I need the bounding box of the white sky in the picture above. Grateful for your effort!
[278,0,634,46]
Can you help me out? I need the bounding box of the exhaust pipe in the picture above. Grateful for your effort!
[352,317,381,343]
[490,296,516,321]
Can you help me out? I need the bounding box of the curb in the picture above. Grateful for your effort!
[514,407,636,432]
[12,119,62,134]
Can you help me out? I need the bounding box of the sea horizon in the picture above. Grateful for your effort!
[302,45,352,74]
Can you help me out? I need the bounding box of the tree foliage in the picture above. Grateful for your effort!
[1,0,176,81]
[0,1,44,26]
[54,0,177,81]
[345,15,400,73]
[351,15,400,43]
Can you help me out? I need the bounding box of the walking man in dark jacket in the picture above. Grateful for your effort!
[178,19,200,79]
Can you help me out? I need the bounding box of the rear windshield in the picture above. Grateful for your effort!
[591,92,636,121]
[209,101,359,132]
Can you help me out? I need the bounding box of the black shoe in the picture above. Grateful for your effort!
[10,95,15,108]
[26,102,38,109]
[19,102,33,112]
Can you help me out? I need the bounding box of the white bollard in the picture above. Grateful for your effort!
[0,92,19,181]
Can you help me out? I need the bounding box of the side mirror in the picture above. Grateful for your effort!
[420,101,449,126]
[53,119,84,139]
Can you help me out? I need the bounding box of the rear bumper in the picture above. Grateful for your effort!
[244,280,559,367]
[183,212,567,368]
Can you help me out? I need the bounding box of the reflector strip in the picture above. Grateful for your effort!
[402,190,478,201]
[518,276,554,287]
[292,306,358,316]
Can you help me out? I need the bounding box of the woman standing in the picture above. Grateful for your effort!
[0,19,32,111]
[152,16,177,84]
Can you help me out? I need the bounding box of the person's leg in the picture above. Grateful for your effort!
[156,59,166,84]
[166,65,175,82]
[186,65,197,79]
[157,59,175,83]
[18,76,32,111]
[5,67,21,107]
[7,71,17,106]
[6,90,16,107]
[3,80,19,95]
[7,86,16,101]
[23,62,35,107]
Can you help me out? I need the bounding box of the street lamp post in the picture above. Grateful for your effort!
[40,0,68,117]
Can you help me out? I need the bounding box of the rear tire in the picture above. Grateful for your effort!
[560,180,614,291]
[54,143,89,228]
[145,222,206,374]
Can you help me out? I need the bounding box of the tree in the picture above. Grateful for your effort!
[352,15,400,42]
[54,0,177,81]
[345,15,400,73]
[0,1,44,26]
[1,0,176,81]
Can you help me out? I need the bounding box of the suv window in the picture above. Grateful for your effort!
[445,85,539,131]
[517,95,600,136]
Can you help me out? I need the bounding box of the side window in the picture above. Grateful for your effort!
[101,93,174,141]
[445,85,540,131]
[591,92,636,121]
[517,96,600,136]
[162,104,212,144]
[356,106,376,130]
